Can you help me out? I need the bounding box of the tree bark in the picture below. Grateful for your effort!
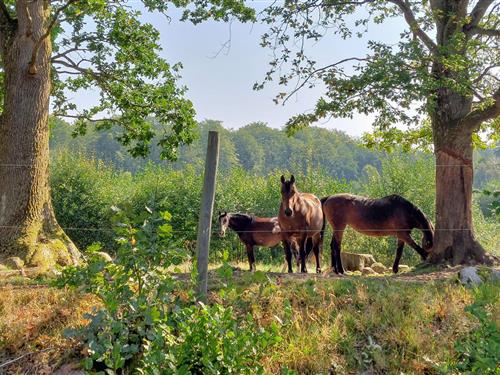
[0,0,79,269]
[429,121,491,265]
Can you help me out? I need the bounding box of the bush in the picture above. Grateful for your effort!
[58,207,278,373]
[51,151,499,266]
[444,282,500,374]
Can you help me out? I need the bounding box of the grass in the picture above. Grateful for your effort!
[0,284,97,374]
[214,275,474,374]
[0,265,498,374]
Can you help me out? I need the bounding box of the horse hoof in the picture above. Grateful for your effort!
[316,268,322,274]
[392,268,399,274]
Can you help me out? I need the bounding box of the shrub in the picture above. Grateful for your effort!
[58,207,278,373]
[444,282,500,374]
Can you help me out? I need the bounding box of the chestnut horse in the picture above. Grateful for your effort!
[321,194,434,274]
[218,212,299,271]
[278,175,324,273]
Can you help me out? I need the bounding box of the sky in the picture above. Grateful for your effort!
[69,3,408,137]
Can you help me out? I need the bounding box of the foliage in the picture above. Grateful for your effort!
[51,118,382,179]
[1,0,255,159]
[256,1,499,142]
[57,207,276,373]
[444,282,500,374]
[51,151,500,267]
[477,189,500,222]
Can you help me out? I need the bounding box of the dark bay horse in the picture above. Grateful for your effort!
[279,175,324,273]
[321,194,434,274]
[218,212,295,271]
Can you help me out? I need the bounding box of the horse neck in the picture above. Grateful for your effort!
[412,208,433,239]
[229,215,250,232]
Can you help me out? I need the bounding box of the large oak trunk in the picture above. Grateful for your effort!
[0,1,79,269]
[429,122,489,265]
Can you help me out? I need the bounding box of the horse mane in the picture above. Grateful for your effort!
[229,213,255,230]
[387,195,434,240]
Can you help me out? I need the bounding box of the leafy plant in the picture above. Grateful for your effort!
[58,206,278,373]
[444,283,500,374]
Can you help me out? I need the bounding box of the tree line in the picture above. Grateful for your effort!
[50,117,498,188]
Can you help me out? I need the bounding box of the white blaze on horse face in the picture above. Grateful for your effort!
[218,215,229,237]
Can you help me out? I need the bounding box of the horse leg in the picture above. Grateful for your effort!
[330,238,338,273]
[332,226,345,274]
[313,236,321,273]
[283,240,293,273]
[245,243,256,272]
[392,239,405,274]
[400,232,428,261]
[300,237,308,273]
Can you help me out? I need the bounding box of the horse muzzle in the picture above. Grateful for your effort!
[284,208,293,217]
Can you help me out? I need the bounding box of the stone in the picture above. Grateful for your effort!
[492,269,500,282]
[361,267,376,275]
[3,257,24,269]
[398,265,410,273]
[371,262,387,274]
[459,266,482,287]
[340,252,377,272]
[95,251,113,262]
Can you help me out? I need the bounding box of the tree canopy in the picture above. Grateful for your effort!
[256,0,499,144]
[0,0,255,159]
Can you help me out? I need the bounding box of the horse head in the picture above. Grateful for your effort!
[217,211,229,237]
[280,174,297,217]
[421,219,434,253]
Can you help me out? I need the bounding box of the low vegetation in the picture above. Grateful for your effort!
[1,266,498,374]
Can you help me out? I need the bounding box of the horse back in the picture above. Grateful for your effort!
[322,193,412,234]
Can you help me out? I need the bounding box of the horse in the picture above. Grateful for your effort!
[218,211,299,271]
[278,175,324,273]
[321,194,434,274]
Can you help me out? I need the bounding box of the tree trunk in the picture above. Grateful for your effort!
[429,122,490,265]
[0,1,79,269]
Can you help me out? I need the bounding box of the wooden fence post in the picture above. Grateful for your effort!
[196,131,219,302]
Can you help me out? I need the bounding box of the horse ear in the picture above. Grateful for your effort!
[224,211,227,215]
[290,174,295,184]
[280,175,285,184]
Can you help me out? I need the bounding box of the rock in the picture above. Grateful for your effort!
[0,264,8,271]
[94,251,113,262]
[371,262,387,274]
[340,252,377,272]
[492,269,500,282]
[3,257,24,269]
[398,265,410,273]
[362,267,376,275]
[459,266,482,287]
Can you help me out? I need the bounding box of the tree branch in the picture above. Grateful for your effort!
[283,57,368,104]
[28,0,80,74]
[468,26,500,37]
[387,0,438,54]
[464,0,495,36]
[461,86,500,130]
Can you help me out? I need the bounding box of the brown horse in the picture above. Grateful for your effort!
[218,212,299,271]
[321,194,434,274]
[279,175,324,273]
